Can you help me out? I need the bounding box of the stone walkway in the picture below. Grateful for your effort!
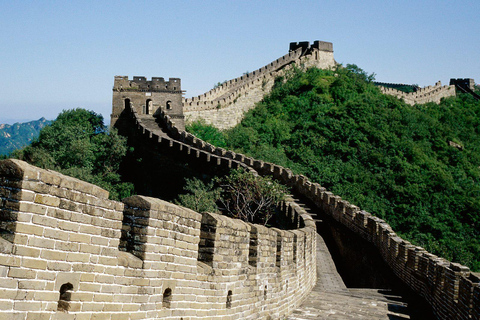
[287,200,411,320]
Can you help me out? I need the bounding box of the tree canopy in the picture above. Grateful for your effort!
[13,108,134,200]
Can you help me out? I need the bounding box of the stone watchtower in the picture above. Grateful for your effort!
[111,76,185,130]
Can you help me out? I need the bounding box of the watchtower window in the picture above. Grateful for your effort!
[166,101,172,110]
[57,283,74,312]
[124,98,131,110]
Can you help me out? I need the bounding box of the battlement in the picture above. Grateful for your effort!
[183,40,335,129]
[450,78,475,91]
[289,40,333,53]
[113,75,182,92]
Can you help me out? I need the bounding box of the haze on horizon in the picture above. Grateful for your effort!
[0,0,478,125]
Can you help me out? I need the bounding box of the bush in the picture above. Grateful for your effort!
[175,178,221,213]
[217,169,287,225]
[176,169,288,225]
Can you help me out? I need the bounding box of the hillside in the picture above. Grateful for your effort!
[0,118,51,155]
[187,65,480,271]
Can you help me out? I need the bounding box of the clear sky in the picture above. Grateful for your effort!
[1,0,478,124]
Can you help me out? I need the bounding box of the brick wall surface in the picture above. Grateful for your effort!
[379,81,456,105]
[0,158,316,320]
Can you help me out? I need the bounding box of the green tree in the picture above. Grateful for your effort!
[186,120,227,148]
[175,169,288,226]
[13,108,134,200]
[175,178,221,213]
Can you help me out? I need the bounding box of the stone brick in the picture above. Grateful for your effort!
[40,249,67,261]
[26,312,51,320]
[21,258,47,270]
[14,223,44,237]
[34,194,60,207]
[27,237,55,249]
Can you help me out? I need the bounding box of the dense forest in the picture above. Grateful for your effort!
[187,65,480,271]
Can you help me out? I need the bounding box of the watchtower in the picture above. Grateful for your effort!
[111,76,185,130]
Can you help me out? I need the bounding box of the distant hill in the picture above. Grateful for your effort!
[0,118,51,155]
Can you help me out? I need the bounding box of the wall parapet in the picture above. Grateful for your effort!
[0,152,316,319]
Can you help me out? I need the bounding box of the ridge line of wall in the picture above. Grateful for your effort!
[182,43,335,130]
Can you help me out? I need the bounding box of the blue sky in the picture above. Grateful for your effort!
[1,0,478,124]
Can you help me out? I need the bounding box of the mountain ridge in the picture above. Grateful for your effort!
[0,117,51,155]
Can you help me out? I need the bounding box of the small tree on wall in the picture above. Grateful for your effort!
[176,169,287,226]
[217,169,287,225]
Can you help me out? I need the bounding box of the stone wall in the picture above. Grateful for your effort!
[379,81,456,105]
[0,158,317,320]
[156,109,480,320]
[183,41,335,130]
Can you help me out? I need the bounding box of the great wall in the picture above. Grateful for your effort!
[1,41,479,319]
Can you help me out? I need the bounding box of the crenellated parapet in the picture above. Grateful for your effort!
[379,81,456,105]
[0,156,317,319]
[182,41,336,130]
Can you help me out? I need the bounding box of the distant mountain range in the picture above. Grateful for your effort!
[0,118,51,155]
